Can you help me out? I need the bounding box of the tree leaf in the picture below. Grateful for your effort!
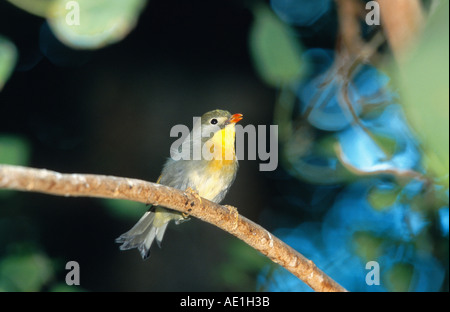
[102,198,147,220]
[0,251,54,291]
[0,135,31,166]
[367,183,401,211]
[249,4,304,87]
[47,0,147,49]
[396,1,449,186]
[6,0,55,17]
[0,36,17,91]
[384,262,414,292]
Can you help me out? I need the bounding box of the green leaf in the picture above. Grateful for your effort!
[396,1,449,186]
[0,36,17,91]
[352,231,384,262]
[6,0,55,17]
[0,251,54,291]
[0,135,31,166]
[384,262,414,292]
[249,4,304,87]
[47,0,147,49]
[102,198,147,220]
[367,183,401,211]
[217,240,270,290]
[371,132,397,160]
[49,283,86,292]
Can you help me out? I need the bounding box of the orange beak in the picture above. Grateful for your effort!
[228,113,243,124]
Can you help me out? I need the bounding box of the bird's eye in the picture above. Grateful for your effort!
[210,118,218,125]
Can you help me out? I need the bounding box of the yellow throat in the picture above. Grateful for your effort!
[208,124,237,164]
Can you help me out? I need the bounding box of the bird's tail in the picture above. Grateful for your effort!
[115,206,172,260]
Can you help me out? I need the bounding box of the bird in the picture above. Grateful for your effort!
[115,109,243,259]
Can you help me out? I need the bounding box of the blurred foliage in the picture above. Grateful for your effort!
[385,262,414,292]
[0,135,31,166]
[102,198,148,221]
[0,244,85,291]
[0,135,31,199]
[0,244,53,291]
[249,3,304,87]
[394,1,449,188]
[256,0,449,292]
[215,240,270,291]
[0,133,75,291]
[367,183,402,211]
[7,0,147,49]
[0,36,17,91]
[0,249,53,291]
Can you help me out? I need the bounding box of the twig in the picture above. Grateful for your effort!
[334,142,428,183]
[0,164,347,292]
[335,0,365,55]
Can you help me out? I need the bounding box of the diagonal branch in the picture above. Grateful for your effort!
[0,164,347,292]
[334,142,429,184]
[378,0,425,61]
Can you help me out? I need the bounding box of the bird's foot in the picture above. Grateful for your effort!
[185,187,202,204]
[183,187,202,218]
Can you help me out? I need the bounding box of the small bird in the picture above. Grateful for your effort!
[116,109,243,259]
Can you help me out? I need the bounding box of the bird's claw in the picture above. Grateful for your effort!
[183,187,202,218]
[185,187,202,204]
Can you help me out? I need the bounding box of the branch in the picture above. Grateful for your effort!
[0,164,347,292]
[334,142,429,184]
[378,0,425,61]
[335,0,365,56]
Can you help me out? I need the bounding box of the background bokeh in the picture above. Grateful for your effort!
[0,0,448,292]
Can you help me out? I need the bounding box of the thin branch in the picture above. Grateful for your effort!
[0,164,347,292]
[334,142,429,183]
[378,0,425,61]
[335,0,365,56]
